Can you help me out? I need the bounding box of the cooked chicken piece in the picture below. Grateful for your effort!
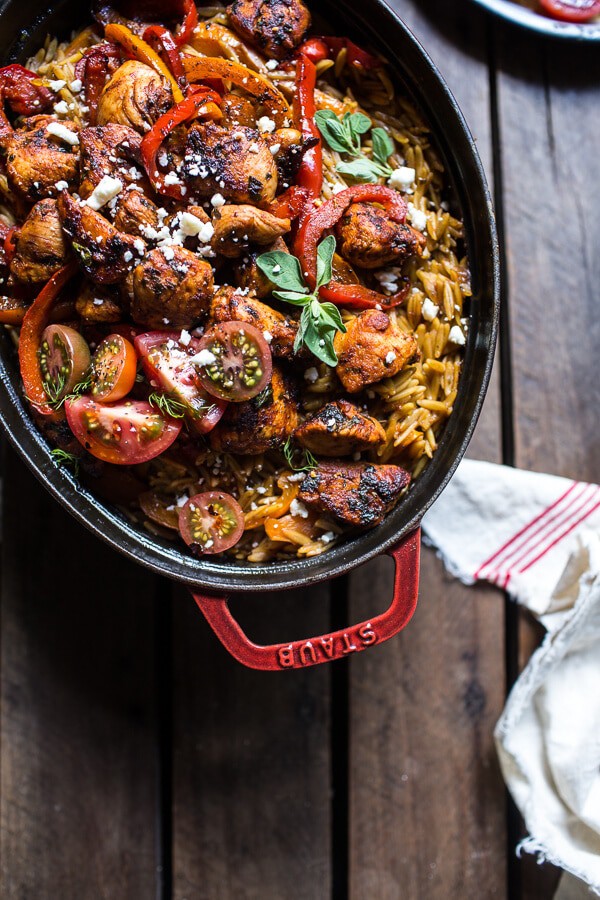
[227,0,310,59]
[113,189,160,237]
[298,461,410,528]
[79,124,144,198]
[210,366,300,454]
[336,203,427,269]
[57,190,143,285]
[334,310,419,393]
[131,246,214,330]
[97,61,172,134]
[294,400,386,457]
[211,285,298,359]
[9,199,69,285]
[235,235,289,298]
[76,283,123,323]
[184,123,278,204]
[221,92,256,128]
[3,116,79,202]
[212,204,290,258]
[264,128,307,186]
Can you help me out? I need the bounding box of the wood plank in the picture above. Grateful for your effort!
[495,23,600,900]
[349,1,507,897]
[171,582,332,900]
[0,449,160,899]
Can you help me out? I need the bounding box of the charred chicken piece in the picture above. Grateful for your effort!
[79,124,144,198]
[97,61,172,134]
[131,246,214,330]
[336,203,427,269]
[3,116,79,202]
[58,190,143,285]
[264,128,306,186]
[334,310,419,393]
[221,92,257,128]
[227,0,311,59]
[212,204,290,258]
[211,285,298,360]
[294,400,386,457]
[210,366,300,454]
[76,282,123,323]
[184,123,278,204]
[298,461,411,528]
[10,199,69,285]
[235,236,289,298]
[113,189,160,237]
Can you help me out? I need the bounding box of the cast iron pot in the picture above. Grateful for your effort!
[0,0,499,670]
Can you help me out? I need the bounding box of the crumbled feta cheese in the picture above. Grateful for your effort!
[385,351,396,365]
[263,330,273,344]
[133,238,145,255]
[178,212,205,237]
[326,417,336,428]
[54,180,69,191]
[197,221,214,243]
[332,183,346,194]
[53,100,69,115]
[257,115,275,134]
[92,298,104,306]
[87,175,123,210]
[388,166,416,190]
[272,264,281,275]
[190,348,217,367]
[448,325,466,346]
[177,330,190,347]
[266,59,278,70]
[163,171,181,186]
[269,143,281,155]
[176,495,189,508]
[304,367,319,383]
[321,531,336,543]
[407,202,427,232]
[290,498,309,519]
[248,142,259,154]
[162,246,175,261]
[210,193,226,209]
[421,298,439,322]
[69,78,82,92]
[49,79,66,91]
[123,250,133,263]
[287,472,305,482]
[46,122,79,145]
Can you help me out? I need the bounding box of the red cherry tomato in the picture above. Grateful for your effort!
[193,321,273,403]
[134,331,227,434]
[539,0,600,20]
[90,333,137,402]
[65,396,181,465]
[39,324,91,405]
[178,491,245,554]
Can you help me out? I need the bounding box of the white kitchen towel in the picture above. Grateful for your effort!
[422,459,600,894]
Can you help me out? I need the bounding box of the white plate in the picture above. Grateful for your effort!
[470,0,600,39]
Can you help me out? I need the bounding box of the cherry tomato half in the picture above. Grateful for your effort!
[90,333,137,402]
[65,396,182,465]
[135,332,227,434]
[539,0,600,20]
[178,491,245,554]
[39,324,91,405]
[192,321,273,403]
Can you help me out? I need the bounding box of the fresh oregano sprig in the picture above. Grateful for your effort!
[315,109,395,183]
[256,235,347,367]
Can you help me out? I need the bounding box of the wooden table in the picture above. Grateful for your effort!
[1,1,599,897]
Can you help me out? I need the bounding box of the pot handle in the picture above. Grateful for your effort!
[189,527,420,671]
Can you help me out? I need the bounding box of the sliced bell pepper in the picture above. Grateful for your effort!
[243,477,299,530]
[105,22,185,103]
[174,0,198,46]
[143,24,188,95]
[294,51,322,203]
[18,262,78,417]
[182,55,290,127]
[74,42,122,125]
[0,65,54,116]
[266,185,309,221]
[295,184,409,309]
[140,86,222,198]
[299,37,381,69]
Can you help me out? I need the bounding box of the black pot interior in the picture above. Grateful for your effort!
[0,0,499,592]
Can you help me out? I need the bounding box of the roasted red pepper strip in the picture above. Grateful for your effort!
[295,184,409,309]
[267,186,309,220]
[299,36,381,69]
[105,22,185,103]
[0,65,54,116]
[174,0,198,46]
[294,51,322,203]
[74,42,122,125]
[143,24,188,95]
[140,86,222,198]
[18,262,78,417]
[0,222,17,267]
